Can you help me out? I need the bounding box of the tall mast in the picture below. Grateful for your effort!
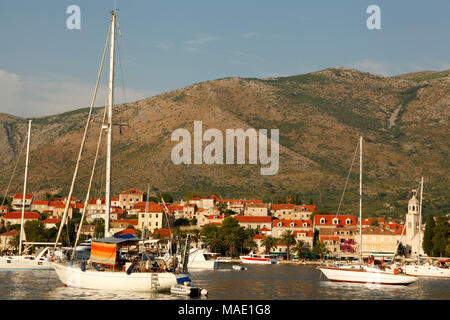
[418,176,424,261]
[105,11,116,237]
[359,136,363,264]
[19,120,32,255]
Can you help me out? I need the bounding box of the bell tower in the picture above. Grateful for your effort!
[405,191,420,255]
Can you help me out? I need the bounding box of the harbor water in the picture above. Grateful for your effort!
[0,264,448,300]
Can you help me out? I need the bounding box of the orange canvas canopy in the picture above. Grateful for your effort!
[90,241,117,265]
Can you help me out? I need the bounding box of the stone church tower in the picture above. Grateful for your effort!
[404,192,424,258]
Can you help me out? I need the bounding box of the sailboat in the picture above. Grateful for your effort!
[401,177,450,278]
[0,120,54,270]
[52,11,191,292]
[318,137,418,285]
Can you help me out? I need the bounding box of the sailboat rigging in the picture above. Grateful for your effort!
[0,120,54,270]
[318,136,418,285]
[52,11,192,292]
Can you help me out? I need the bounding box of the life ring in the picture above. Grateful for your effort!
[394,267,402,275]
[51,256,56,262]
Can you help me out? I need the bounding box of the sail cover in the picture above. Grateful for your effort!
[90,241,117,265]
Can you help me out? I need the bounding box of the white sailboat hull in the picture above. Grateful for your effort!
[53,263,189,292]
[0,256,53,270]
[319,267,418,285]
[403,265,450,278]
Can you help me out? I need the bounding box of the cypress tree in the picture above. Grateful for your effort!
[422,214,435,256]
[431,216,449,257]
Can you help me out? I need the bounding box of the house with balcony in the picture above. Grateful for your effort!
[11,193,33,211]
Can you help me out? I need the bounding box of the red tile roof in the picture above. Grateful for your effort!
[42,218,61,224]
[0,229,20,237]
[88,198,105,205]
[320,235,340,242]
[120,189,143,195]
[260,227,271,232]
[114,228,136,236]
[133,201,164,213]
[253,234,266,240]
[48,201,64,207]
[271,204,296,211]
[300,205,316,213]
[314,215,356,226]
[273,219,312,228]
[13,193,33,200]
[113,219,138,226]
[32,200,49,205]
[4,212,40,220]
[293,230,314,237]
[235,216,272,223]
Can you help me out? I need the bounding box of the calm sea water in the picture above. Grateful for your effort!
[0,264,448,300]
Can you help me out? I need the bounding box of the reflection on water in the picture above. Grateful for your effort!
[0,265,448,300]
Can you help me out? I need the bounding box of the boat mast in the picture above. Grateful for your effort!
[417,176,424,261]
[359,136,363,265]
[105,11,116,237]
[19,120,31,255]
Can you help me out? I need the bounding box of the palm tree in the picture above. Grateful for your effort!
[291,240,308,259]
[243,237,257,253]
[280,230,296,260]
[313,241,330,261]
[189,229,200,248]
[261,236,278,254]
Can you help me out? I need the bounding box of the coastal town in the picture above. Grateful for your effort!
[1,187,446,262]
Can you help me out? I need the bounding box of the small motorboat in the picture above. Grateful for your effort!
[239,252,278,264]
[232,265,247,271]
[170,282,208,298]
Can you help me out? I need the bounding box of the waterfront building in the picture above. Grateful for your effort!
[361,226,398,259]
[293,230,314,249]
[252,234,267,253]
[11,193,33,211]
[319,226,359,258]
[271,219,313,238]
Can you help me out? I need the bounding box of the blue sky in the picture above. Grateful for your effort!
[1,0,450,116]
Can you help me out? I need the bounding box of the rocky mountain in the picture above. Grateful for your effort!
[0,67,448,218]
